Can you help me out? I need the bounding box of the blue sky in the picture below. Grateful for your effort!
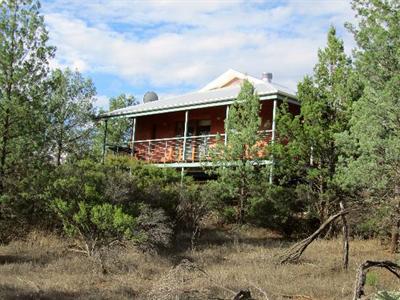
[42,0,355,110]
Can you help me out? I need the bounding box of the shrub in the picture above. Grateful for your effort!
[52,200,140,257]
[247,185,303,236]
[176,183,211,249]
[48,157,180,255]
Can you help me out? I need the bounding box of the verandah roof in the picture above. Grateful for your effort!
[99,71,298,120]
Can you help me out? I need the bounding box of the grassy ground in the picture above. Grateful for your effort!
[0,227,398,300]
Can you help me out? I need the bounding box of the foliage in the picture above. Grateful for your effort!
[136,203,173,252]
[337,0,400,248]
[48,157,181,255]
[176,183,212,249]
[52,200,139,257]
[210,80,268,223]
[366,272,379,287]
[272,27,360,224]
[0,0,55,193]
[46,68,97,165]
[247,184,305,236]
[94,94,137,157]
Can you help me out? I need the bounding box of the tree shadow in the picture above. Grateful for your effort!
[0,254,56,267]
[0,284,78,300]
[159,226,287,263]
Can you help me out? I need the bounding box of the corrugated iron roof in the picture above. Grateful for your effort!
[100,70,297,119]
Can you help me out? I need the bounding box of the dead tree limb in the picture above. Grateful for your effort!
[353,260,400,300]
[278,209,350,264]
[340,202,349,270]
[233,289,252,300]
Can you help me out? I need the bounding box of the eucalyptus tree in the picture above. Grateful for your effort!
[100,94,136,146]
[93,94,137,158]
[0,0,55,192]
[337,0,400,252]
[46,68,96,165]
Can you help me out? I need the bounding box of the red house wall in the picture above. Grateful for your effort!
[135,100,299,141]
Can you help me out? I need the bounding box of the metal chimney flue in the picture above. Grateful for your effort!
[261,72,273,83]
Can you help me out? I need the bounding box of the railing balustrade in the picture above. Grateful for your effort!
[107,130,272,164]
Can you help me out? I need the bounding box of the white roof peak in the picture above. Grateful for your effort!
[199,69,267,92]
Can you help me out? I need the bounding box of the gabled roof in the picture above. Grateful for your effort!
[100,69,297,119]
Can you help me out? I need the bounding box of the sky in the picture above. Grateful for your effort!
[41,0,356,110]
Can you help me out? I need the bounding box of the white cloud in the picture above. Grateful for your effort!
[94,95,109,110]
[43,0,355,93]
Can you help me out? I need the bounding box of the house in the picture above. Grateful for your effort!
[99,69,300,176]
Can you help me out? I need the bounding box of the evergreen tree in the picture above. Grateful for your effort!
[94,94,137,158]
[105,94,137,146]
[337,0,400,252]
[0,0,55,192]
[210,80,267,223]
[273,27,359,224]
[46,68,97,165]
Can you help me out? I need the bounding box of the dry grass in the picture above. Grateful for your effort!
[0,227,398,300]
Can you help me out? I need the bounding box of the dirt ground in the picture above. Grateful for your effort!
[0,227,398,299]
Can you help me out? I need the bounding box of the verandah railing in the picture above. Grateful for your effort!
[108,130,272,164]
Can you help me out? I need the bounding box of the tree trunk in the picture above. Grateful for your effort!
[340,201,349,270]
[390,219,399,253]
[0,110,10,193]
[390,194,400,253]
[56,141,62,166]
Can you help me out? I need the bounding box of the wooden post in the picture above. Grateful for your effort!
[147,140,151,161]
[102,119,108,164]
[182,110,189,161]
[180,167,185,184]
[224,105,229,146]
[130,117,136,157]
[340,201,349,270]
[269,99,278,184]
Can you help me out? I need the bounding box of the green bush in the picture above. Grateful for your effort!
[48,157,180,254]
[53,200,140,256]
[247,185,303,236]
[366,272,379,287]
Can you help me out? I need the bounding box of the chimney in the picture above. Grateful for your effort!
[261,72,273,83]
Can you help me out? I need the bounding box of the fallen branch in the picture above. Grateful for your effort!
[353,260,400,300]
[278,209,350,264]
[233,289,252,300]
[245,280,270,300]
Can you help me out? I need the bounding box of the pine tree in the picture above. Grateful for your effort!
[338,0,400,252]
[273,27,359,224]
[0,0,54,192]
[210,80,266,224]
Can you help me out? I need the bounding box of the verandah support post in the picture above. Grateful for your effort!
[130,117,136,157]
[269,99,278,184]
[102,119,108,164]
[181,167,185,184]
[182,110,189,161]
[224,105,229,146]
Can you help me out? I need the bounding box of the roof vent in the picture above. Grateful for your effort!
[143,91,158,103]
[261,72,273,83]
